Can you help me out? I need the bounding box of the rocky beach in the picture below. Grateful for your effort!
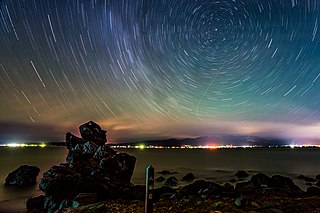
[3,121,320,212]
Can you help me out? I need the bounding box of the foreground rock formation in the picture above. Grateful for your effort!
[5,165,40,186]
[27,121,136,212]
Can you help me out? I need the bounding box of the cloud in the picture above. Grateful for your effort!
[0,120,66,142]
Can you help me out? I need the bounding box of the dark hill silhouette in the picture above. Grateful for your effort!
[115,135,290,147]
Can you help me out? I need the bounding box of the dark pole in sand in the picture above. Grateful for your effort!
[145,165,154,213]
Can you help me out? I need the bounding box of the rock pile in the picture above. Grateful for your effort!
[28,121,136,211]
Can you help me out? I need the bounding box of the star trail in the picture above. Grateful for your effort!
[0,0,319,143]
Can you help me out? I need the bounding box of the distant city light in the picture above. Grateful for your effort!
[138,144,145,149]
[110,144,320,149]
[0,143,47,148]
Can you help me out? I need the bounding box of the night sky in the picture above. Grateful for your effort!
[0,0,319,143]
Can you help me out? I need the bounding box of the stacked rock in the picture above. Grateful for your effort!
[33,121,136,211]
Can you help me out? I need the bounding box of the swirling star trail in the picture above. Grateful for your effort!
[0,0,319,143]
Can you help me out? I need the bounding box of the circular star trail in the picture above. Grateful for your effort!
[0,0,319,142]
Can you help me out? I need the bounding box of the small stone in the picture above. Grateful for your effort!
[169,194,177,200]
[250,202,260,208]
[235,197,243,207]
[261,201,276,208]
[212,201,223,208]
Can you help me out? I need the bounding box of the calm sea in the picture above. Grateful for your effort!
[1,147,320,212]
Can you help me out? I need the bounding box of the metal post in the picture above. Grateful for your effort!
[145,165,154,213]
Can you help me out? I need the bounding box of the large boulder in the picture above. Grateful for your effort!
[251,173,271,187]
[268,175,303,195]
[79,121,107,146]
[5,165,40,186]
[179,180,224,198]
[181,173,195,181]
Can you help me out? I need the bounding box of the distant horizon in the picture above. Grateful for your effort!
[0,131,319,146]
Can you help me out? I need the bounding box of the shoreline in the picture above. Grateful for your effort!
[2,169,320,212]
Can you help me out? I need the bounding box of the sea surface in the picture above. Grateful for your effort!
[1,147,320,212]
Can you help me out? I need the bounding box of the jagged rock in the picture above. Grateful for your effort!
[82,141,99,155]
[158,170,177,175]
[28,121,136,212]
[44,195,59,210]
[164,176,178,186]
[99,157,120,174]
[94,144,117,159]
[251,173,271,187]
[235,170,249,178]
[72,157,99,175]
[66,132,85,150]
[39,164,81,196]
[297,175,317,182]
[59,199,79,210]
[26,195,45,211]
[5,165,40,186]
[155,176,166,182]
[79,121,107,146]
[181,173,195,181]
[114,153,136,182]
